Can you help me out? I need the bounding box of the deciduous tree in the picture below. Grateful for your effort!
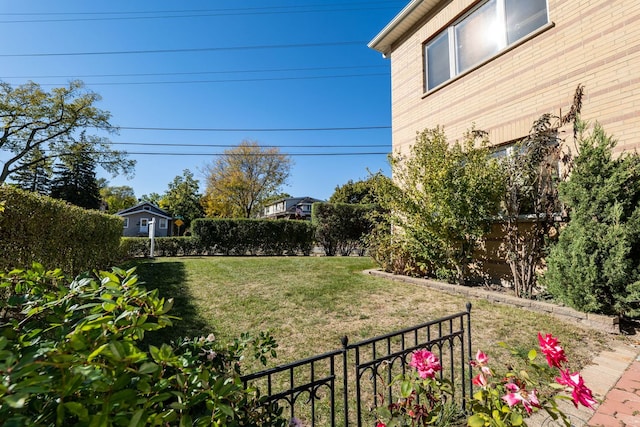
[162,169,204,234]
[0,80,135,184]
[202,140,292,218]
[100,185,137,214]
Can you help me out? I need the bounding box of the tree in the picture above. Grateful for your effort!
[49,141,102,209]
[542,120,640,316]
[374,127,504,283]
[100,185,137,214]
[329,173,387,204]
[10,147,53,195]
[0,80,135,184]
[140,192,163,206]
[162,169,204,234]
[202,140,292,218]
[499,85,583,298]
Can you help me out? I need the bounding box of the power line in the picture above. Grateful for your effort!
[0,41,368,57]
[28,72,388,87]
[113,151,389,157]
[0,64,387,80]
[0,2,405,24]
[108,142,390,148]
[115,125,391,132]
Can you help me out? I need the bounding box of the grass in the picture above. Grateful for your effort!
[129,256,628,374]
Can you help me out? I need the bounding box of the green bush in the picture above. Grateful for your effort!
[192,219,314,256]
[0,264,285,426]
[0,186,122,275]
[311,202,376,256]
[542,120,640,316]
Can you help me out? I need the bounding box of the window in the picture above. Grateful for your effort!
[159,218,168,229]
[424,0,548,90]
[123,218,129,228]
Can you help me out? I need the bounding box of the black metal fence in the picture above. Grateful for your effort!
[241,302,473,426]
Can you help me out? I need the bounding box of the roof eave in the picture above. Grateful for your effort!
[368,0,441,57]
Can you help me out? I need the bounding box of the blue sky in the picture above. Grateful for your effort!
[0,1,404,201]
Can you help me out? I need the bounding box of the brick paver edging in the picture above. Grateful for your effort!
[365,270,620,334]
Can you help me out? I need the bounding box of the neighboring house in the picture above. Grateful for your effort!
[116,202,173,237]
[261,197,324,220]
[369,0,640,157]
[369,0,640,283]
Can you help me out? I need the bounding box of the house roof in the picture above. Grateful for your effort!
[368,0,441,57]
[266,196,324,206]
[115,202,173,219]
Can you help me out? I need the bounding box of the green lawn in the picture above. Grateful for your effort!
[130,256,625,373]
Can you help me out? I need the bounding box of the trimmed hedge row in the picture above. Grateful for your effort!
[0,186,123,275]
[192,218,314,255]
[121,236,204,258]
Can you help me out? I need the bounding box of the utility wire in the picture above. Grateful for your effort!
[3,1,403,16]
[107,142,390,148]
[115,125,391,132]
[29,72,387,87]
[0,2,405,23]
[0,64,387,80]
[0,41,367,57]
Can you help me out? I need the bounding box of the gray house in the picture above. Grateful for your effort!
[116,202,173,237]
[261,196,324,220]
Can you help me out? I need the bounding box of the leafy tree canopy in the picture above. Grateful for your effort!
[329,173,389,204]
[161,169,204,233]
[0,80,135,184]
[202,140,292,218]
[100,185,137,214]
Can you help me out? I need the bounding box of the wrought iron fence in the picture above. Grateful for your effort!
[241,302,473,426]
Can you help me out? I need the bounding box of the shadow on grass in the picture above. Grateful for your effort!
[125,259,214,347]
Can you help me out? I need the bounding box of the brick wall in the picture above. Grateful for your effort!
[388,0,640,156]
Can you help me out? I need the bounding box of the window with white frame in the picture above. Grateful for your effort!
[159,218,168,229]
[424,0,548,91]
[123,218,129,228]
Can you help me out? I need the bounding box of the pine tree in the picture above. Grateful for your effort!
[50,141,101,209]
[11,147,53,195]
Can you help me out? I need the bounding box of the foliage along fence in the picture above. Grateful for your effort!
[192,218,315,255]
[241,303,473,426]
[311,202,377,256]
[0,186,122,275]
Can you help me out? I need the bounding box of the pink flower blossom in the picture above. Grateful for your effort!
[472,373,488,387]
[538,332,567,368]
[409,349,442,379]
[475,350,488,365]
[555,369,597,409]
[376,423,386,427]
[501,383,540,414]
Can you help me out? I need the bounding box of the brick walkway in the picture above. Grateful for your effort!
[588,358,640,427]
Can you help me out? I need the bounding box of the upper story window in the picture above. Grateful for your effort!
[424,0,548,91]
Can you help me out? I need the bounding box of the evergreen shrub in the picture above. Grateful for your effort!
[542,121,640,316]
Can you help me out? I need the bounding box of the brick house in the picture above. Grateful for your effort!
[368,0,640,283]
[369,0,639,157]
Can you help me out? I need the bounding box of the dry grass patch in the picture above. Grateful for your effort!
[133,256,628,373]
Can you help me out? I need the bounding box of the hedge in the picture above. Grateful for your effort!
[311,202,377,256]
[191,218,314,255]
[0,186,123,275]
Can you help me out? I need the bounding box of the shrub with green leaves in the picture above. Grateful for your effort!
[0,264,285,426]
[372,127,504,283]
[542,120,640,316]
[311,202,376,256]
